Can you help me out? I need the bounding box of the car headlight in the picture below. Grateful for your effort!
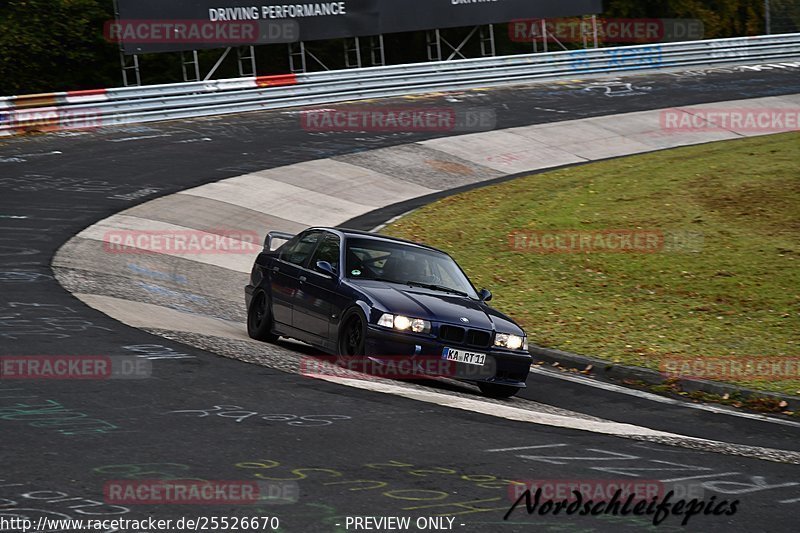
[495,333,525,351]
[378,313,431,334]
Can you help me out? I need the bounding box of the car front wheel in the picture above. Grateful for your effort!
[338,310,366,357]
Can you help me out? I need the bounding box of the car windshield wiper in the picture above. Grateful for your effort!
[405,281,468,297]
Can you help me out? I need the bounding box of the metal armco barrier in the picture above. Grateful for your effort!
[1,34,799,136]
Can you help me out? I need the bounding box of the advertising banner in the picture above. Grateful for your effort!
[115,0,603,54]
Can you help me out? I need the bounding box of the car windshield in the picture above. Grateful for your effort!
[345,237,478,299]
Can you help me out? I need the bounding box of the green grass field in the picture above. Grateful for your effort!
[383,132,800,395]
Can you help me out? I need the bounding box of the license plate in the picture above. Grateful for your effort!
[442,347,486,366]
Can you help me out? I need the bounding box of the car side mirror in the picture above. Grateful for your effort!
[479,288,492,302]
[316,261,337,277]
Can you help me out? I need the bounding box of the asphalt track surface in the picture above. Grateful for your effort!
[1,65,800,533]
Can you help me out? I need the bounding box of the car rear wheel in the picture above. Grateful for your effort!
[247,291,279,343]
[338,310,366,357]
[478,382,520,399]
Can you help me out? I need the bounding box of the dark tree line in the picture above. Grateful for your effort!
[0,0,792,95]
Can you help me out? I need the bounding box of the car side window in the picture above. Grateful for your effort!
[310,233,341,273]
[280,231,321,267]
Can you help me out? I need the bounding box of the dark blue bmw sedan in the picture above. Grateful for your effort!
[245,227,532,398]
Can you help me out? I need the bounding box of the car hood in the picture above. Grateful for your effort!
[352,281,524,334]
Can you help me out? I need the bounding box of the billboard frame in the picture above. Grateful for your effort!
[110,0,603,84]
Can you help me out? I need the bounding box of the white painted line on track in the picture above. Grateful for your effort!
[313,374,676,437]
[174,137,213,144]
[108,134,173,143]
[485,444,569,453]
[0,151,62,163]
[529,366,800,429]
[14,150,62,157]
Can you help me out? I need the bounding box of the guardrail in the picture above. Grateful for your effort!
[2,33,799,136]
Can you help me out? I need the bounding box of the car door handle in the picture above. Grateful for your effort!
[298,276,307,283]
[272,266,280,273]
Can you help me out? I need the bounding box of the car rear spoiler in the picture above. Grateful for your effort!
[265,231,294,252]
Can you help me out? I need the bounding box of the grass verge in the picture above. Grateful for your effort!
[383,132,800,395]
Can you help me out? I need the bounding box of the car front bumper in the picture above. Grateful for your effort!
[364,325,531,388]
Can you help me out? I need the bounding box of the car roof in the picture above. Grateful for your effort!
[308,227,446,254]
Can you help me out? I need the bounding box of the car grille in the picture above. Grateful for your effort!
[438,325,491,348]
[439,325,465,343]
[466,329,491,347]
